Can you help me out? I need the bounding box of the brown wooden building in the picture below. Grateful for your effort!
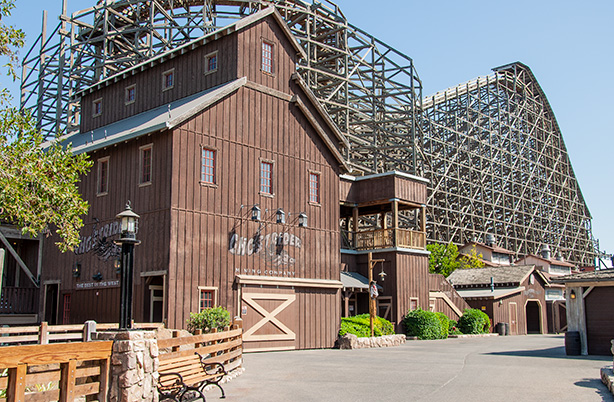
[448,265,548,335]
[36,7,467,349]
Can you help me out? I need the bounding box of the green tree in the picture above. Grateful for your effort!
[426,243,460,277]
[0,0,91,252]
[459,246,485,270]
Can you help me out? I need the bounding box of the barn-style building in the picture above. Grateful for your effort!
[35,8,468,350]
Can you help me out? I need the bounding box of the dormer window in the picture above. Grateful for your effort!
[205,51,218,74]
[162,69,175,91]
[93,98,102,117]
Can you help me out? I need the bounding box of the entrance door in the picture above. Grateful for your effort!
[525,300,542,334]
[241,288,297,351]
[509,302,518,335]
[149,285,164,323]
[44,283,59,324]
[585,287,614,355]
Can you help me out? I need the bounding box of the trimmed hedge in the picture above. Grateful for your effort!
[435,312,450,338]
[403,308,447,340]
[457,308,491,334]
[339,314,395,338]
[186,306,231,334]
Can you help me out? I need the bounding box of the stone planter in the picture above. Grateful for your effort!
[338,333,406,349]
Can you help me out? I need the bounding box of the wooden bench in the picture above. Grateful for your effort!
[157,326,242,401]
[158,352,226,401]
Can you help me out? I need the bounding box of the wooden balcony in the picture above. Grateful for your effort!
[341,228,426,251]
[0,287,39,314]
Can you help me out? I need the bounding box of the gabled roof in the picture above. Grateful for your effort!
[448,265,536,287]
[78,7,306,97]
[516,254,575,268]
[460,241,515,255]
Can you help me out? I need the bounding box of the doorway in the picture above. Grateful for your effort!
[143,275,165,323]
[44,283,59,324]
[525,300,542,334]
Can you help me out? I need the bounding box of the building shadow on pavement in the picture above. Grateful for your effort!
[484,346,613,361]
[574,378,614,401]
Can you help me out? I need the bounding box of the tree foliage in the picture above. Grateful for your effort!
[459,246,485,270]
[0,0,91,252]
[426,243,460,277]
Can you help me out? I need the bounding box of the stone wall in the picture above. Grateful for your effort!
[338,334,406,349]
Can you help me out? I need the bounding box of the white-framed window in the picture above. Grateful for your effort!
[139,144,153,185]
[92,98,103,117]
[204,51,218,75]
[201,147,216,185]
[97,156,110,196]
[198,287,218,311]
[260,160,274,196]
[162,69,175,91]
[309,171,320,204]
[125,85,136,105]
[261,40,274,74]
[409,297,419,311]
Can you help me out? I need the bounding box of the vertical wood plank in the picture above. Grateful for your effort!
[98,357,110,401]
[59,359,77,402]
[7,364,27,402]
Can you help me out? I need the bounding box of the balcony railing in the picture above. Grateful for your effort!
[341,228,426,251]
[0,287,39,314]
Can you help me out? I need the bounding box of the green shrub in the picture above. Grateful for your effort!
[186,306,231,333]
[339,314,395,338]
[457,308,491,334]
[448,319,462,335]
[403,308,446,340]
[435,312,450,338]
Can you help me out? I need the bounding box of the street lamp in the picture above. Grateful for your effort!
[115,201,141,330]
[298,212,308,228]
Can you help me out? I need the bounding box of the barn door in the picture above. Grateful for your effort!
[241,290,297,351]
[377,296,392,321]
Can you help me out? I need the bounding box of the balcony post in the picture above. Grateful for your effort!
[392,200,399,247]
[352,206,359,249]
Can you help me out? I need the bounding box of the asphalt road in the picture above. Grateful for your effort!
[214,335,613,402]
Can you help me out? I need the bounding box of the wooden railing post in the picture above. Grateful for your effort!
[38,322,48,345]
[6,364,27,402]
[172,330,180,352]
[59,359,77,402]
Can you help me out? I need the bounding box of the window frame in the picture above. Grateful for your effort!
[162,68,175,91]
[125,84,136,105]
[261,39,274,75]
[409,297,419,311]
[198,286,218,312]
[200,147,217,186]
[97,156,110,196]
[204,51,218,75]
[92,98,103,117]
[139,143,153,186]
[259,159,275,197]
[308,171,321,205]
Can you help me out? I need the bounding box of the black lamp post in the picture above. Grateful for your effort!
[115,202,141,330]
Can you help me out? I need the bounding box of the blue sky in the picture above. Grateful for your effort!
[3,0,613,258]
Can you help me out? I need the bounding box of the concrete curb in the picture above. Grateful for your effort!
[406,333,499,340]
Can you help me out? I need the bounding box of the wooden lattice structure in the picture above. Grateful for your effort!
[421,63,594,265]
[20,2,594,265]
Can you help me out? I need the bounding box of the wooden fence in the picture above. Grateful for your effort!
[0,341,113,401]
[158,323,244,375]
[0,322,164,346]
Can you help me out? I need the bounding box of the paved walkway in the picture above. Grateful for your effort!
[213,335,612,401]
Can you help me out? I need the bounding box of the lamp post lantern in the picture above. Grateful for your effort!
[115,202,141,330]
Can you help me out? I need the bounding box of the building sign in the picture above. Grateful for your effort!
[229,230,302,267]
[74,220,121,262]
[76,280,120,290]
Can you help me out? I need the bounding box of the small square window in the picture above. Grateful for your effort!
[309,172,320,204]
[260,161,273,195]
[93,98,102,117]
[125,85,136,104]
[97,157,109,195]
[262,41,273,74]
[198,287,217,312]
[162,69,175,91]
[205,51,218,74]
[201,148,216,184]
[140,144,152,185]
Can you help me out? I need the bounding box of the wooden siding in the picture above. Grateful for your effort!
[585,286,614,355]
[41,131,173,324]
[166,84,341,334]
[428,274,470,319]
[340,174,427,205]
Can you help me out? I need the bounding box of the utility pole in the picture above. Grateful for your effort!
[367,252,385,337]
